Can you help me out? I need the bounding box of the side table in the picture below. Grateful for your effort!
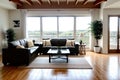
[79,44,86,55]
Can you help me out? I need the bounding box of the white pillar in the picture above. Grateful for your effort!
[90,9,100,51]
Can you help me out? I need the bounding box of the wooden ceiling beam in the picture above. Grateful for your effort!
[10,0,105,9]
[37,0,42,5]
[25,0,33,5]
[94,0,107,5]
[83,0,88,5]
[75,0,78,5]
[57,0,60,5]
[66,0,69,5]
[17,2,100,9]
[9,0,22,6]
[47,0,52,5]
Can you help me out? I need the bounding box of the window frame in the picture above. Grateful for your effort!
[26,16,91,48]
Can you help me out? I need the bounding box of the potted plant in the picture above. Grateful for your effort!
[6,28,16,43]
[90,20,103,53]
[79,40,82,45]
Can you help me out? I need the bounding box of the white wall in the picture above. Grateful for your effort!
[0,7,9,54]
[102,8,120,53]
[0,0,16,10]
[9,9,26,39]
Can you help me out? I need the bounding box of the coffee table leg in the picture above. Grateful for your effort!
[66,55,68,63]
[49,55,51,63]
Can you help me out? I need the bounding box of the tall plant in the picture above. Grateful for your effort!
[90,20,103,47]
[6,28,16,42]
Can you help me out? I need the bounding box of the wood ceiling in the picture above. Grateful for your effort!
[9,0,107,9]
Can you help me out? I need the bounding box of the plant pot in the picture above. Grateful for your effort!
[94,46,101,53]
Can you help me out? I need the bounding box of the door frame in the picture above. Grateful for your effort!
[108,15,120,53]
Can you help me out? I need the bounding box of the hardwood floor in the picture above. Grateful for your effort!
[0,52,120,80]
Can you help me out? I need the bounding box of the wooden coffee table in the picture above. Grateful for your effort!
[47,48,70,63]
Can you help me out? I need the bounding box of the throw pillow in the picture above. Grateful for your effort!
[71,40,75,46]
[45,40,51,46]
[42,40,46,46]
[66,40,72,46]
[27,40,34,48]
[16,45,25,48]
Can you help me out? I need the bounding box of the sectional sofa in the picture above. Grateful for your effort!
[2,38,79,66]
[2,39,40,65]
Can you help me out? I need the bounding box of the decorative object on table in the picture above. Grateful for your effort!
[79,33,84,44]
[13,20,20,27]
[79,40,82,45]
[6,28,16,43]
[79,33,84,40]
[90,20,103,53]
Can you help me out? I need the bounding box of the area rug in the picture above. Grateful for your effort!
[20,56,92,69]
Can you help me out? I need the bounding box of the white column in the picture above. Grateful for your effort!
[90,9,100,51]
[20,9,27,39]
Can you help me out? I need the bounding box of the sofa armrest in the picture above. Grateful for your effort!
[74,42,79,55]
[2,48,31,65]
[8,48,30,54]
[7,48,31,60]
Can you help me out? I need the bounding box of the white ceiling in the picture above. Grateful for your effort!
[0,0,120,9]
[0,0,16,9]
[104,0,120,8]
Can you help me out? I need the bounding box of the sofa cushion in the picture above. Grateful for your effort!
[45,40,51,46]
[29,46,39,54]
[27,40,34,48]
[66,40,72,46]
[19,39,27,47]
[71,40,75,46]
[42,40,46,46]
[66,40,75,46]
[16,45,25,48]
[50,39,66,46]
[8,40,21,48]
[42,38,50,46]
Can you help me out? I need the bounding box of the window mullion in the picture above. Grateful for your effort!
[57,16,59,38]
[74,17,76,40]
[40,17,42,41]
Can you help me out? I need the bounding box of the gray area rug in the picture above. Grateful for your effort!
[21,56,92,69]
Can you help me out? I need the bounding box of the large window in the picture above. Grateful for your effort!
[109,16,120,53]
[109,17,118,49]
[59,17,74,38]
[26,17,40,41]
[26,16,91,48]
[42,17,57,38]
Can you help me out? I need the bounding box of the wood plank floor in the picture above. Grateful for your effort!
[0,52,120,80]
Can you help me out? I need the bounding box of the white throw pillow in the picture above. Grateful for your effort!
[66,40,72,46]
[27,40,34,48]
[71,40,75,46]
[42,40,46,46]
[45,40,51,46]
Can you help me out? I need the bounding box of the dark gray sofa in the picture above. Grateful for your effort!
[41,39,79,55]
[2,39,40,65]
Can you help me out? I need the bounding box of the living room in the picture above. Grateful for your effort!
[0,0,120,80]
